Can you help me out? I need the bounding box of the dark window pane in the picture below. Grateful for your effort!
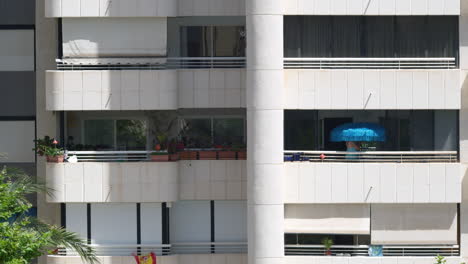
[116,120,147,150]
[213,118,245,146]
[213,26,246,57]
[182,118,212,148]
[180,26,212,57]
[84,120,115,150]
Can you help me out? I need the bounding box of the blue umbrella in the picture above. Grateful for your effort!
[330,123,386,142]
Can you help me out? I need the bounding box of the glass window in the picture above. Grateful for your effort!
[83,119,146,150]
[180,26,246,57]
[213,118,245,146]
[213,26,246,57]
[182,118,212,148]
[84,120,115,150]
[116,120,147,150]
[180,26,212,57]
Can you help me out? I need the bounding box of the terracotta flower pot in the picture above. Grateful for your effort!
[151,154,170,162]
[237,151,247,160]
[198,151,217,160]
[46,155,64,163]
[218,151,236,160]
[325,250,332,256]
[179,151,198,160]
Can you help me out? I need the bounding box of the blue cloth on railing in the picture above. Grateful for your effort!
[368,245,383,257]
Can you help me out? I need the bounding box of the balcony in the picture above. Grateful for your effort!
[283,110,461,203]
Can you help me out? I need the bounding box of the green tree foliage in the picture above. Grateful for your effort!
[0,167,98,264]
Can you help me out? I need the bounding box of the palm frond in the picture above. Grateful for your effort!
[48,226,100,264]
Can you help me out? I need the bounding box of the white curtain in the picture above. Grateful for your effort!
[371,204,458,245]
[285,204,370,234]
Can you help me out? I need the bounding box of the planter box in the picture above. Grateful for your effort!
[199,151,217,160]
[179,151,198,160]
[151,154,170,162]
[218,151,236,160]
[237,151,247,160]
[46,155,64,163]
[169,153,180,161]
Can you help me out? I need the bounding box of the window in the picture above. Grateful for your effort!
[284,16,458,59]
[180,26,245,57]
[170,201,211,243]
[181,117,245,148]
[81,119,147,150]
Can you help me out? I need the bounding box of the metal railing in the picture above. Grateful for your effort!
[285,245,460,257]
[172,242,248,254]
[65,151,152,162]
[56,57,246,70]
[284,151,458,163]
[57,244,171,256]
[56,242,246,256]
[284,57,457,69]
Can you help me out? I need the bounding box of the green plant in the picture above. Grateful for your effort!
[0,166,98,264]
[33,136,64,157]
[321,237,334,250]
[434,255,446,264]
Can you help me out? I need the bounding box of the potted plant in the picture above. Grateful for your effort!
[198,149,217,160]
[150,144,170,162]
[33,136,65,163]
[321,237,333,256]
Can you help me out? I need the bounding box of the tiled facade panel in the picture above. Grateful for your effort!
[178,0,245,16]
[46,70,178,111]
[284,256,462,264]
[284,0,460,15]
[46,160,246,203]
[45,0,177,17]
[284,163,461,204]
[179,160,247,200]
[46,162,179,203]
[285,70,461,110]
[46,69,246,111]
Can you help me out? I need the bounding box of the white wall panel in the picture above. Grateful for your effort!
[0,121,35,163]
[141,203,162,244]
[0,30,34,71]
[46,162,178,203]
[178,0,244,16]
[82,71,102,110]
[285,70,460,110]
[91,204,137,244]
[62,18,167,57]
[283,0,460,15]
[284,163,461,203]
[170,201,211,243]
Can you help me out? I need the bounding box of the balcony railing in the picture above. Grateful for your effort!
[66,151,151,162]
[285,245,460,257]
[56,242,247,256]
[56,57,246,70]
[284,151,458,163]
[284,57,457,69]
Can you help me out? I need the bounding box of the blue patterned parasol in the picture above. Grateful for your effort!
[330,123,386,142]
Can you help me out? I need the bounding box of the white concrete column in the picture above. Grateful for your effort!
[246,2,284,264]
[460,1,468,261]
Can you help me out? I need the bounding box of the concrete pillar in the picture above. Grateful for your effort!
[36,1,60,264]
[460,1,468,261]
[246,2,284,264]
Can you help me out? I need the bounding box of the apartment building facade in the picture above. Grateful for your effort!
[26,0,468,264]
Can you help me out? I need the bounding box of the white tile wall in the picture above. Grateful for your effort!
[46,162,178,203]
[283,0,460,15]
[46,70,178,111]
[284,163,462,204]
[285,70,461,110]
[46,0,177,17]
